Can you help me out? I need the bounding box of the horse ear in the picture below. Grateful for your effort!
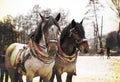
[71,19,76,27]
[55,13,61,22]
[80,19,84,24]
[39,13,45,21]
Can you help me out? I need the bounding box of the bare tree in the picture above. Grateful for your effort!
[54,9,69,29]
[85,0,104,52]
[11,4,69,43]
[112,0,120,17]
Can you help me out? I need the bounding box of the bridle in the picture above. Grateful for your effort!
[41,17,61,48]
[69,27,87,51]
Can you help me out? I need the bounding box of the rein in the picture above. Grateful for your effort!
[28,39,55,64]
[76,38,87,45]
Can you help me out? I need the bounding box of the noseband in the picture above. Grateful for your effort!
[75,38,87,45]
[46,39,58,45]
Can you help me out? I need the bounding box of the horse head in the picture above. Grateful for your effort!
[68,19,89,53]
[39,13,61,56]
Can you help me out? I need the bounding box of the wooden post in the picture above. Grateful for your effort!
[93,0,99,51]
[100,16,103,48]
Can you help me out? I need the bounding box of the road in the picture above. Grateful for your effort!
[73,56,120,82]
[7,56,120,82]
[30,56,120,82]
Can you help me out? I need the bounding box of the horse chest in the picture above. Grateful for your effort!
[24,57,55,78]
[55,61,76,74]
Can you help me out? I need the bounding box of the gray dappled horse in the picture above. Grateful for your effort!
[5,13,61,82]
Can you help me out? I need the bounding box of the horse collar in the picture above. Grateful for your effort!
[58,45,77,63]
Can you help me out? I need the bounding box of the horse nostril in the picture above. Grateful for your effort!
[84,49,88,53]
[48,44,57,51]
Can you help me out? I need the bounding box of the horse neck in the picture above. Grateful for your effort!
[60,37,76,56]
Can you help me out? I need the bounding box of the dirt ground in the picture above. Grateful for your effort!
[6,55,120,82]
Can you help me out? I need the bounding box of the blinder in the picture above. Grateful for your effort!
[69,28,75,37]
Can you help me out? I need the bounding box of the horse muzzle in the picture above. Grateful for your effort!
[47,39,58,55]
[77,39,89,53]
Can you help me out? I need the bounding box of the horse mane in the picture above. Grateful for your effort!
[43,16,60,32]
[76,22,85,39]
[60,24,70,45]
[43,17,53,32]
[29,22,43,44]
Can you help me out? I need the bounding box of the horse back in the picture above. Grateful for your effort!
[5,43,26,68]
[106,31,118,48]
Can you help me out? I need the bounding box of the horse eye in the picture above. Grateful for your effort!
[74,31,78,34]
[51,28,54,31]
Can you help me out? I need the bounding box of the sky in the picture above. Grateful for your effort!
[0,0,119,38]
[0,0,89,21]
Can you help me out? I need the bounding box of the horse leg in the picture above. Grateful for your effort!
[39,74,55,82]
[39,77,43,82]
[14,69,21,82]
[50,70,55,82]
[56,71,62,82]
[0,68,4,82]
[17,72,23,82]
[107,47,110,59]
[26,76,33,82]
[0,68,1,82]
[43,78,50,82]
[5,70,8,82]
[15,66,23,82]
[7,68,18,82]
[26,72,34,82]
[66,73,73,82]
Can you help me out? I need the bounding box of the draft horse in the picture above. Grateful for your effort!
[0,52,8,82]
[5,13,61,82]
[50,19,89,82]
[106,31,120,59]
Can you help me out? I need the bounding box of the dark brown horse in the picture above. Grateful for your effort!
[0,22,17,82]
[49,19,89,82]
[5,13,61,82]
[0,52,8,82]
[106,31,120,59]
